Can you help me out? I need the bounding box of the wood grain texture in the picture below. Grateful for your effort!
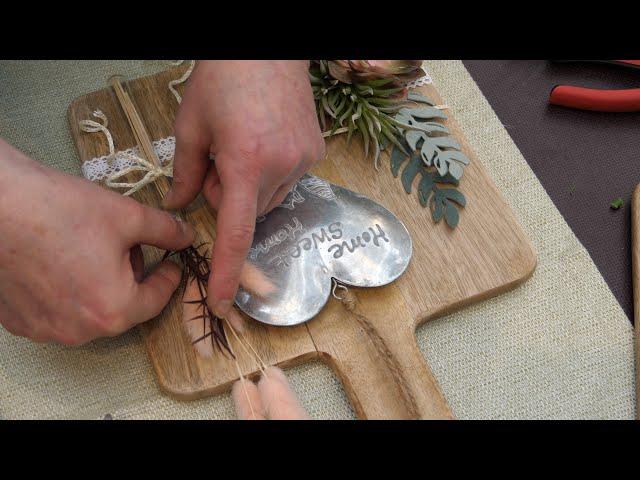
[632,185,640,419]
[67,65,536,419]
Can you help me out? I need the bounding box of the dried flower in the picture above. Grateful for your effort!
[310,61,428,168]
[327,60,424,92]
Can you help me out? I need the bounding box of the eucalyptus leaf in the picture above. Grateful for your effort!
[440,188,466,206]
[444,201,459,228]
[401,155,423,194]
[431,137,461,149]
[408,107,448,120]
[390,142,466,229]
[409,130,470,180]
[433,201,444,222]
[416,122,449,134]
[446,161,464,180]
[443,150,470,166]
[406,130,424,151]
[390,141,408,177]
[418,174,435,206]
[433,155,449,177]
[420,139,437,165]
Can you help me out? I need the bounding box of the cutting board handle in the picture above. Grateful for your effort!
[316,287,453,419]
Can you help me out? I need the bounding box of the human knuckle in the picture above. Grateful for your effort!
[174,116,195,143]
[232,159,262,184]
[226,223,254,247]
[121,198,145,227]
[162,214,182,238]
[84,304,123,336]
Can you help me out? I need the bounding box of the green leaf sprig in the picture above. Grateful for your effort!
[311,62,470,229]
[310,61,430,169]
[390,93,469,228]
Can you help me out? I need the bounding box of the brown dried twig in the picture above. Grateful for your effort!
[164,244,234,358]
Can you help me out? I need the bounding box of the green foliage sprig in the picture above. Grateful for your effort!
[390,92,468,228]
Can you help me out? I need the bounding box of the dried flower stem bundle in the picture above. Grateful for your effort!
[166,245,233,356]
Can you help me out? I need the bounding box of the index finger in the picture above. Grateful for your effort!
[208,166,259,318]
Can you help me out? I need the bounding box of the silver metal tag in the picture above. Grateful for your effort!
[235,174,412,326]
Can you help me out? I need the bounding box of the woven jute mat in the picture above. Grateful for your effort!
[0,60,634,419]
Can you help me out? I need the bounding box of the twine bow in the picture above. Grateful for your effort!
[79,63,196,196]
[168,60,195,104]
[79,109,173,196]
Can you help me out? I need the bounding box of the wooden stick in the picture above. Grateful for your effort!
[632,185,640,419]
[109,76,170,200]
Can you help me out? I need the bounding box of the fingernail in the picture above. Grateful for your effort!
[213,299,232,319]
[173,213,185,230]
[173,214,194,239]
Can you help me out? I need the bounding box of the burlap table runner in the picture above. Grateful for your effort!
[0,60,635,419]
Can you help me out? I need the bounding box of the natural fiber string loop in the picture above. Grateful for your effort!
[79,110,115,158]
[331,279,348,300]
[79,111,173,196]
[168,60,195,104]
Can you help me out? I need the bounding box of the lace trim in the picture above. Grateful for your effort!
[82,136,176,182]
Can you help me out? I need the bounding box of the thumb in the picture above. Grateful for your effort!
[125,203,195,251]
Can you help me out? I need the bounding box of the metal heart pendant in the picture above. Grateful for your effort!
[235,174,413,326]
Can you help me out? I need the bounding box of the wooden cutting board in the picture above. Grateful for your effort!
[67,65,536,419]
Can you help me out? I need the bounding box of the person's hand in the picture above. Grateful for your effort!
[0,139,194,345]
[232,366,310,420]
[164,60,325,318]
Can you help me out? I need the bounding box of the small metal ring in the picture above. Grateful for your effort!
[331,279,348,300]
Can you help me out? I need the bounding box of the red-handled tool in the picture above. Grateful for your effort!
[549,60,640,112]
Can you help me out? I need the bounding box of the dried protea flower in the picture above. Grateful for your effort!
[327,60,424,91]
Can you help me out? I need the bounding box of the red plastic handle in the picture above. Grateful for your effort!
[549,85,640,112]
[614,60,640,68]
